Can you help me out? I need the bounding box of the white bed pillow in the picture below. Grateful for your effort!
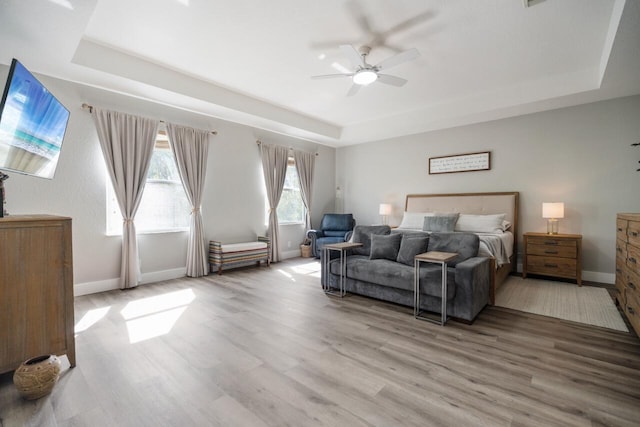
[397,212,434,229]
[455,213,506,233]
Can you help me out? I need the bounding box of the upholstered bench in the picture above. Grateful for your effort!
[209,236,270,275]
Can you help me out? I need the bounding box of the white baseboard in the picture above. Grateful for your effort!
[74,267,187,296]
[280,249,301,260]
[515,262,613,284]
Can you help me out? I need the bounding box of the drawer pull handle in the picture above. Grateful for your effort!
[632,231,639,237]
[629,282,636,290]
[544,263,558,268]
[544,241,559,246]
[628,306,636,315]
[544,250,558,254]
[630,257,637,264]
[618,227,623,232]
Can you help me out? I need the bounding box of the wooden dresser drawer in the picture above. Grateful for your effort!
[617,218,628,242]
[628,221,640,248]
[625,290,640,337]
[627,243,640,269]
[527,243,576,258]
[526,255,577,279]
[627,269,640,297]
[616,239,627,261]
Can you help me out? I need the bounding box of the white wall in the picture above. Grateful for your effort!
[337,95,640,283]
[0,65,336,294]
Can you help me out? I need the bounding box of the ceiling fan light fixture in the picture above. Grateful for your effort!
[353,69,378,85]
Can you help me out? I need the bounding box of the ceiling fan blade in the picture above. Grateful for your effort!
[340,44,365,69]
[311,73,353,79]
[375,48,420,71]
[377,74,408,87]
[345,0,373,34]
[347,84,361,97]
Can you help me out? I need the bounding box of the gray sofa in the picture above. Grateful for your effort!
[323,225,492,323]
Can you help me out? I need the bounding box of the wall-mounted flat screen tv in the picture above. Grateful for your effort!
[0,58,70,179]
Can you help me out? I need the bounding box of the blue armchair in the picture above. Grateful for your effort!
[306,213,356,258]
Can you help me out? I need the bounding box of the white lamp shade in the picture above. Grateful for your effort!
[542,202,564,219]
[379,203,392,216]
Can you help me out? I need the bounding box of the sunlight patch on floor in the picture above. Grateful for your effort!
[120,288,195,343]
[126,307,188,343]
[75,306,110,334]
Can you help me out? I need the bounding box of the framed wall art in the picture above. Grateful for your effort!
[428,151,491,174]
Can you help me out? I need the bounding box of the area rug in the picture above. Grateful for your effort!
[495,276,628,332]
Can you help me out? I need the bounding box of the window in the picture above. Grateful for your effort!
[106,131,190,235]
[276,159,305,224]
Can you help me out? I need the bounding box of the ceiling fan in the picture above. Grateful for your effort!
[312,44,420,96]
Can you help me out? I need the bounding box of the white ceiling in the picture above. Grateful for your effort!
[1,0,639,146]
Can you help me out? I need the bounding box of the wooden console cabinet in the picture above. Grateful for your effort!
[0,215,75,374]
[616,213,640,336]
[523,232,582,286]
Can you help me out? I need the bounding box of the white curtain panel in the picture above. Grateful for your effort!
[293,150,315,231]
[166,123,210,277]
[260,143,289,262]
[91,107,159,289]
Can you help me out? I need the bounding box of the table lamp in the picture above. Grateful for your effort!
[542,202,564,234]
[379,203,392,225]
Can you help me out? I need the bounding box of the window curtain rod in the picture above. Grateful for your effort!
[81,103,218,135]
[256,140,318,156]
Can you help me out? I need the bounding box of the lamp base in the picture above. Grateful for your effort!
[546,218,559,234]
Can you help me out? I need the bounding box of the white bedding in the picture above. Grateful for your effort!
[476,232,513,267]
[392,229,513,267]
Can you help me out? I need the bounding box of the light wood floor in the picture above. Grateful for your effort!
[1,258,640,426]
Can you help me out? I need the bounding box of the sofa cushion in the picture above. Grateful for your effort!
[427,232,479,266]
[329,256,456,299]
[369,233,402,261]
[324,230,348,237]
[396,234,429,266]
[351,225,391,256]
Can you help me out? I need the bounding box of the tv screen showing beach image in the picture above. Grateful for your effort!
[0,59,70,179]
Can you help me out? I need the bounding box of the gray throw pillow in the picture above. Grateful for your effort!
[351,225,391,256]
[396,235,429,266]
[369,233,402,261]
[423,213,459,232]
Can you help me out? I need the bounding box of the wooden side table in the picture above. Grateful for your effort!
[414,251,458,326]
[322,242,363,297]
[523,232,582,286]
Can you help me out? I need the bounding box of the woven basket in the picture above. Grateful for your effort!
[300,244,312,258]
[13,355,62,400]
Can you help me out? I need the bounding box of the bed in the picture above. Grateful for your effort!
[403,192,519,304]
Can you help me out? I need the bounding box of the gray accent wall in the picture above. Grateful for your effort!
[337,95,640,283]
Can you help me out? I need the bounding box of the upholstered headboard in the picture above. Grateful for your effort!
[405,192,519,229]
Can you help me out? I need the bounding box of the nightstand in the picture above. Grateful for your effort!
[523,232,582,286]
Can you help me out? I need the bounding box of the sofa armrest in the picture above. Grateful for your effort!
[454,256,492,317]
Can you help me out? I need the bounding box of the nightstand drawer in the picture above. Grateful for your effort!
[526,236,576,248]
[526,255,577,279]
[526,243,576,258]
